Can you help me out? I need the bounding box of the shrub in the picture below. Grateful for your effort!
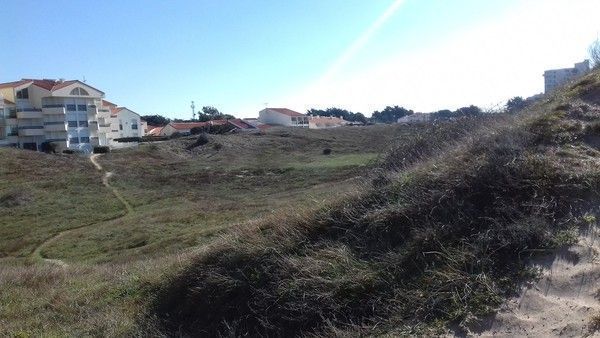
[113,137,141,143]
[62,149,75,154]
[190,127,204,135]
[0,190,31,208]
[93,146,110,154]
[213,143,223,151]
[187,133,209,150]
[322,148,332,155]
[151,109,599,336]
[40,141,57,154]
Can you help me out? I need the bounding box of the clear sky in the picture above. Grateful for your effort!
[1,0,599,118]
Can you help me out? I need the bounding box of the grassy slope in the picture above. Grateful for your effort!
[152,72,600,336]
[0,124,418,335]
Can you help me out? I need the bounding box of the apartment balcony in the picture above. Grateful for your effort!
[6,108,17,119]
[87,105,99,117]
[44,122,67,132]
[89,121,99,132]
[16,109,43,119]
[97,109,112,119]
[18,126,45,136]
[42,105,66,115]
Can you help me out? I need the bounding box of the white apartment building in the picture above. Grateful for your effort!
[258,108,309,127]
[0,78,143,152]
[100,100,144,145]
[544,60,590,93]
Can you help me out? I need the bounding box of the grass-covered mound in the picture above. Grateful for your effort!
[151,73,600,336]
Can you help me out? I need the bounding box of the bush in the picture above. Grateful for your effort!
[40,141,57,154]
[113,137,141,143]
[62,149,75,154]
[93,146,110,154]
[190,127,204,135]
[151,109,599,336]
[187,133,209,150]
[322,148,332,155]
[213,143,223,151]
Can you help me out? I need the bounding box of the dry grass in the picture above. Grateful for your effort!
[150,71,600,336]
[0,124,420,335]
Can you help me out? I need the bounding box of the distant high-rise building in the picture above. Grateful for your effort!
[543,60,590,93]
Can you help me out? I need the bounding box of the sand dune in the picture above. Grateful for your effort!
[475,224,600,337]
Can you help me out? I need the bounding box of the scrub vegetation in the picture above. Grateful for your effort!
[152,71,600,336]
[1,70,600,336]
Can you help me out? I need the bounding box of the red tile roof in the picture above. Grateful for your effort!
[102,99,118,108]
[0,80,31,89]
[170,122,210,130]
[0,79,105,94]
[110,107,126,117]
[170,120,229,130]
[228,119,255,129]
[267,108,304,117]
[146,126,164,136]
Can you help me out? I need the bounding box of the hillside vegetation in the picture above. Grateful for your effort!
[0,123,429,335]
[152,71,600,336]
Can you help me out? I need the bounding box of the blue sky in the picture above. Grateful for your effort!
[2,0,599,118]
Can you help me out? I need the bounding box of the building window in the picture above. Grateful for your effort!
[16,88,29,99]
[70,87,89,96]
[68,121,78,128]
[77,104,87,111]
[119,124,123,130]
[80,137,90,143]
[69,137,79,144]
[66,104,76,111]
[78,120,88,127]
[132,123,138,130]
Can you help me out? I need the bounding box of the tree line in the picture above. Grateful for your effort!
[143,96,534,127]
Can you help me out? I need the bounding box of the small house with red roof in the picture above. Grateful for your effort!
[258,108,308,127]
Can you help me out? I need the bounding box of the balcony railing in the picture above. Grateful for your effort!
[44,122,67,132]
[16,108,42,112]
[17,110,43,119]
[42,106,66,115]
[42,104,66,108]
[18,126,45,136]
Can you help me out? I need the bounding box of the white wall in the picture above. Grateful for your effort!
[259,109,293,126]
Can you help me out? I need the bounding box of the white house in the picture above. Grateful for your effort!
[258,108,308,127]
[100,100,144,146]
[308,116,346,129]
[397,113,431,124]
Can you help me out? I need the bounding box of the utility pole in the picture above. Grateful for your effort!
[191,101,196,121]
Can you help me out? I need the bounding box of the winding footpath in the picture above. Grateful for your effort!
[30,154,132,267]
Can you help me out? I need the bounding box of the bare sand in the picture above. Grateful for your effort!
[472,224,600,337]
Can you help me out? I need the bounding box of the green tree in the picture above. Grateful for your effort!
[202,106,221,117]
[455,105,482,117]
[306,107,367,124]
[371,106,413,124]
[505,97,527,114]
[141,114,171,126]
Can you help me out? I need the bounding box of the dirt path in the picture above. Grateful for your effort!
[31,154,133,267]
[91,154,134,213]
[474,224,600,337]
